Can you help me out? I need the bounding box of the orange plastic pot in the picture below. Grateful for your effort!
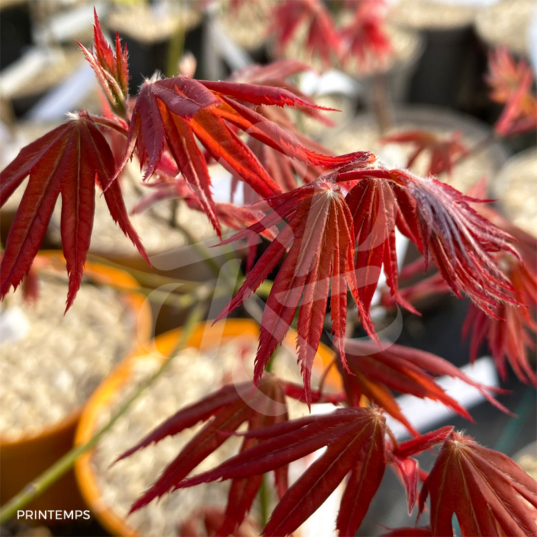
[0,252,152,513]
[75,318,341,537]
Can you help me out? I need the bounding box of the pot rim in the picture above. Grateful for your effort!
[74,318,338,537]
[0,250,152,448]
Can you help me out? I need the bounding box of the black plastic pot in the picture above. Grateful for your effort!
[407,26,481,109]
[0,1,32,70]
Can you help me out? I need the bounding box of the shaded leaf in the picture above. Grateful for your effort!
[340,340,509,436]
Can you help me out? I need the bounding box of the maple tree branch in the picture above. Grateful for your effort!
[259,473,271,528]
[371,73,392,135]
[166,13,186,78]
[0,303,206,524]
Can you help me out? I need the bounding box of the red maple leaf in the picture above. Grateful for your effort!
[171,410,452,536]
[77,9,129,116]
[340,0,392,67]
[338,167,518,316]
[487,47,537,136]
[227,60,337,199]
[270,0,342,68]
[340,339,509,436]
[215,163,519,404]
[380,130,468,176]
[463,209,537,385]
[117,375,338,534]
[0,112,147,309]
[214,158,378,405]
[115,72,349,237]
[419,431,537,536]
[173,407,387,537]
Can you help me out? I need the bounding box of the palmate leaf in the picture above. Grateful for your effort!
[270,0,342,68]
[337,168,520,316]
[174,407,386,537]
[77,10,129,115]
[340,0,392,66]
[216,163,520,405]
[419,431,537,536]
[340,340,510,436]
[170,410,451,537]
[0,112,147,309]
[116,71,348,237]
[117,375,338,534]
[227,60,336,199]
[487,47,537,136]
[214,160,377,406]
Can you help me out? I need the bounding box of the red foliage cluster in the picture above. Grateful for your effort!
[1,12,536,537]
[487,48,537,136]
[270,0,393,70]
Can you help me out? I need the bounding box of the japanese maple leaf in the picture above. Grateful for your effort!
[381,130,468,176]
[419,431,537,536]
[215,159,378,406]
[77,10,129,116]
[0,111,147,309]
[338,168,519,317]
[270,0,342,68]
[118,375,337,534]
[227,60,337,198]
[173,409,451,536]
[228,60,334,126]
[340,0,392,67]
[487,47,537,136]
[463,211,537,385]
[174,407,388,537]
[340,339,509,436]
[116,72,350,237]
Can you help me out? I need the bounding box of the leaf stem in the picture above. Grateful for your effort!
[0,303,205,524]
